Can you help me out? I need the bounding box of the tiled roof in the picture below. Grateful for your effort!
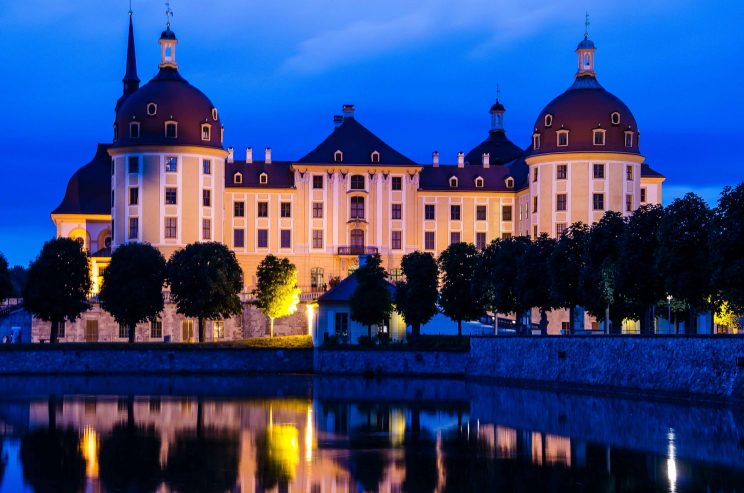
[318,271,396,303]
[464,130,524,166]
[641,163,665,178]
[52,144,112,215]
[225,161,295,188]
[419,158,529,192]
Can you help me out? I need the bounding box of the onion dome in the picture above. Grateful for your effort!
[465,92,524,166]
[529,33,640,156]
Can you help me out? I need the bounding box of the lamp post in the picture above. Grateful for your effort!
[667,295,673,334]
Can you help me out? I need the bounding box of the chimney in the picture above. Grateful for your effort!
[264,147,272,164]
[342,104,355,119]
[483,152,490,168]
[457,152,464,168]
[246,147,253,164]
[227,147,234,163]
[432,151,439,167]
[333,115,344,128]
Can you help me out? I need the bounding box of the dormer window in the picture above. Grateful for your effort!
[129,121,140,139]
[544,114,553,127]
[532,133,541,150]
[233,172,243,184]
[505,177,514,189]
[147,103,157,116]
[557,130,569,147]
[211,108,218,121]
[593,129,606,146]
[201,124,211,141]
[610,112,621,125]
[165,121,178,139]
[474,177,484,188]
[371,151,380,163]
[333,150,343,162]
[449,176,458,188]
[625,131,634,148]
[259,172,268,185]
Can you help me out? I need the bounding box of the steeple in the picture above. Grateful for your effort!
[576,12,596,78]
[489,83,505,133]
[159,1,178,69]
[116,8,140,112]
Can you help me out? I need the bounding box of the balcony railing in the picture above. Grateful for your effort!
[337,246,379,256]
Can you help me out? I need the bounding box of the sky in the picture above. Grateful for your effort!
[0,0,741,266]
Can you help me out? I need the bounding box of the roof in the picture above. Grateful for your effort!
[318,271,396,303]
[464,130,525,166]
[641,163,665,178]
[90,247,111,258]
[52,144,112,215]
[225,161,295,188]
[297,116,416,166]
[419,159,528,192]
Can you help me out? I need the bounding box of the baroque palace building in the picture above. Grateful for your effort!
[44,12,664,341]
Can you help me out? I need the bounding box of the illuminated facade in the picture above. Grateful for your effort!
[48,12,664,339]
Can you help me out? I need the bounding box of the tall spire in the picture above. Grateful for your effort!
[116,8,140,112]
[576,13,596,78]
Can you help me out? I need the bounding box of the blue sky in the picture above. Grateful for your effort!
[0,0,741,266]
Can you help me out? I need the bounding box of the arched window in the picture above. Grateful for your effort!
[371,151,380,163]
[233,172,243,184]
[165,121,178,139]
[350,174,365,190]
[129,121,140,139]
[201,124,211,141]
[334,150,343,162]
[449,176,458,188]
[147,102,157,116]
[611,112,621,125]
[350,196,365,219]
[474,177,484,188]
[259,172,268,185]
[593,129,606,146]
[544,114,553,127]
[505,177,514,189]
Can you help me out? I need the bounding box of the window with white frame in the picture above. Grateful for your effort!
[147,102,157,116]
[234,172,243,184]
[474,177,484,188]
[593,129,606,146]
[611,112,621,125]
[165,156,177,172]
[625,131,634,147]
[129,121,140,139]
[532,133,541,149]
[544,114,553,127]
[371,151,380,163]
[165,121,177,138]
[334,150,343,162]
[259,173,268,184]
[557,130,569,147]
[350,175,365,190]
[201,124,211,141]
[449,176,458,188]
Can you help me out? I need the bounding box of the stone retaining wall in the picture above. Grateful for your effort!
[315,348,469,377]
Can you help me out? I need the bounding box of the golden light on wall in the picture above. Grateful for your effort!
[390,410,406,446]
[80,426,99,478]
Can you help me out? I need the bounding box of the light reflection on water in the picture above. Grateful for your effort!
[0,376,741,492]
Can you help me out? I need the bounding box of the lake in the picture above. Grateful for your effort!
[0,375,741,492]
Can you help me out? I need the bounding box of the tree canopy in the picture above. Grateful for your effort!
[438,242,480,336]
[23,238,91,343]
[99,242,167,343]
[254,255,301,337]
[711,184,744,313]
[514,234,556,334]
[349,254,393,339]
[395,251,439,337]
[167,242,243,343]
[548,223,589,333]
[0,253,12,303]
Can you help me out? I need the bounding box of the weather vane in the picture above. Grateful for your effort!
[496,83,501,102]
[584,12,590,38]
[165,1,173,28]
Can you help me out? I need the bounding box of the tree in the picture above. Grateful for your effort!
[515,234,556,334]
[349,254,393,339]
[438,242,480,337]
[616,204,665,334]
[253,255,301,337]
[23,238,91,343]
[99,243,167,343]
[711,183,744,313]
[395,251,439,338]
[548,222,589,333]
[656,193,713,333]
[0,253,12,303]
[9,265,28,298]
[167,242,244,343]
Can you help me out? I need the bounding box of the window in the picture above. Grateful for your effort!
[201,124,211,141]
[129,187,138,205]
[533,225,538,239]
[391,231,402,250]
[391,176,402,190]
[533,168,538,182]
[557,130,569,147]
[556,223,568,237]
[350,175,365,190]
[181,320,194,343]
[371,151,380,163]
[476,205,487,221]
[593,129,606,146]
[556,193,567,211]
[312,202,323,218]
[164,217,177,238]
[129,121,140,139]
[233,228,244,247]
[279,202,291,218]
[128,217,138,239]
[234,172,243,184]
[505,177,514,189]
[257,202,268,217]
[641,188,647,203]
[476,232,487,250]
[611,112,621,125]
[475,177,484,188]
[128,156,139,173]
[213,321,224,340]
[449,176,458,188]
[450,205,461,221]
[147,102,157,116]
[212,108,218,120]
[556,164,567,180]
[593,193,605,211]
[424,204,435,220]
[625,131,634,148]
[502,205,513,221]
[281,229,291,248]
[391,203,402,220]
[310,267,324,289]
[119,324,129,339]
[259,173,268,185]
[389,268,403,282]
[165,121,177,138]
[165,188,177,205]
[313,175,324,189]
[502,232,512,239]
[626,194,633,213]
[202,189,211,207]
[593,164,605,179]
[151,320,162,338]
[165,156,177,172]
[202,159,211,175]
[544,114,553,127]
[202,218,211,240]
[533,196,538,213]
[450,232,461,245]
[424,231,435,250]
[312,230,323,249]
[626,165,634,181]
[350,196,364,219]
[335,312,349,341]
[257,229,268,248]
[334,150,343,162]
[532,133,541,150]
[234,201,244,217]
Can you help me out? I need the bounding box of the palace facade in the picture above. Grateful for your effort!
[46,12,664,341]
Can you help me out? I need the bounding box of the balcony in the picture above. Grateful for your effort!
[337,246,379,256]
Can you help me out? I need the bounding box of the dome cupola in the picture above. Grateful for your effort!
[464,87,524,166]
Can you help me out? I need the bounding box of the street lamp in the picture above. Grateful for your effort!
[667,295,673,334]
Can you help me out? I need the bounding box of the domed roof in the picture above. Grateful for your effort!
[531,76,640,156]
[112,67,222,149]
[465,130,524,166]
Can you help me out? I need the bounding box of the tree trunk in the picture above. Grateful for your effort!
[367,325,372,339]
[270,317,275,338]
[50,319,60,344]
[539,309,548,335]
[604,305,610,335]
[457,319,462,338]
[198,317,205,343]
[128,322,136,343]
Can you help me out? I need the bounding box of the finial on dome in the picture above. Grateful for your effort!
[490,84,505,133]
[576,14,596,78]
[165,1,173,29]
[159,1,178,69]
[584,11,590,39]
[496,82,501,103]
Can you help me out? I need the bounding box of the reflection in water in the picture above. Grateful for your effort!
[0,377,741,492]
